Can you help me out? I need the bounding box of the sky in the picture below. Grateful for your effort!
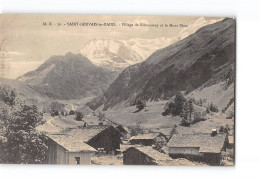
[0,14,219,79]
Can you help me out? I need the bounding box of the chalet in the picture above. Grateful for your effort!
[46,125,122,164]
[167,131,229,165]
[128,132,168,147]
[123,146,174,165]
[66,125,122,154]
[47,134,96,165]
[122,146,205,166]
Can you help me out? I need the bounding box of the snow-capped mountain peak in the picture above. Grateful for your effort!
[80,39,143,71]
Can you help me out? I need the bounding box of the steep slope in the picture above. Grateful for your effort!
[88,18,235,110]
[17,52,118,100]
[0,77,50,107]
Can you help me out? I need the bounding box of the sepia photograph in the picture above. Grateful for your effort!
[0,14,235,166]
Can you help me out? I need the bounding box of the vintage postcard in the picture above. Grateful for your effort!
[0,14,235,166]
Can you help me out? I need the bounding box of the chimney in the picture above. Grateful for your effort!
[211,129,217,137]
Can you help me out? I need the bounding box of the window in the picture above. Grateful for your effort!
[75,157,80,164]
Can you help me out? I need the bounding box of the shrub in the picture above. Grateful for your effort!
[74,111,83,121]
[208,103,219,112]
[191,111,207,124]
[69,110,75,115]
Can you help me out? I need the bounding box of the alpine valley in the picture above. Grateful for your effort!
[0,17,235,143]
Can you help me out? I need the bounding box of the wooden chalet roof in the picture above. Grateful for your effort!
[124,146,173,164]
[47,134,96,152]
[124,146,206,166]
[129,132,164,140]
[65,125,111,142]
[167,133,227,153]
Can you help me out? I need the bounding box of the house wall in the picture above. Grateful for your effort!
[123,148,155,165]
[68,152,95,165]
[56,144,68,164]
[203,153,221,165]
[169,147,221,165]
[168,147,202,156]
[47,139,68,164]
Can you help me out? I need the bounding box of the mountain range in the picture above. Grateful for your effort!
[79,17,222,71]
[1,17,232,112]
[87,18,235,111]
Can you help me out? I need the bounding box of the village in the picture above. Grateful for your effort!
[44,106,234,166]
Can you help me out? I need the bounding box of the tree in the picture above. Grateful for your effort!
[180,99,194,127]
[173,92,186,116]
[74,111,83,121]
[162,92,187,116]
[181,101,190,126]
[0,86,47,164]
